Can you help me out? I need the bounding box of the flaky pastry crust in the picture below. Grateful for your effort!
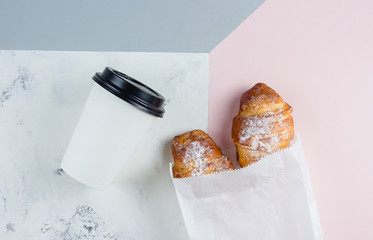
[232,83,294,167]
[172,129,234,178]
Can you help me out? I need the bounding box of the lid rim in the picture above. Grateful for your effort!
[92,67,165,118]
[110,68,164,99]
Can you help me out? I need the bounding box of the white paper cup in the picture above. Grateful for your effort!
[61,67,165,189]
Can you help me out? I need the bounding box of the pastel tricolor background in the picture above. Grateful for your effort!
[2,0,373,239]
[209,0,373,239]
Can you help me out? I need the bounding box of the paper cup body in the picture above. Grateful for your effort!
[61,82,156,189]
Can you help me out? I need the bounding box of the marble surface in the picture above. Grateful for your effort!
[0,50,209,239]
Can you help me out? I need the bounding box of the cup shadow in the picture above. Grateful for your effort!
[111,137,189,239]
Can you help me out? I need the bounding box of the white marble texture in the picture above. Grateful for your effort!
[0,50,209,239]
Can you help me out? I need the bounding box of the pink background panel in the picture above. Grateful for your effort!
[209,0,373,239]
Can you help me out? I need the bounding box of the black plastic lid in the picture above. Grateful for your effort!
[92,67,165,118]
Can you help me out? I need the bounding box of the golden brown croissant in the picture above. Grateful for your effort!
[172,129,235,178]
[232,83,294,167]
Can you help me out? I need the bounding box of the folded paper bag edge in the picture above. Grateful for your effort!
[171,133,301,181]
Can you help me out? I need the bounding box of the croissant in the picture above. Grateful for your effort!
[172,129,235,178]
[232,83,294,167]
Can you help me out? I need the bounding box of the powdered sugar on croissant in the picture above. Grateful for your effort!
[172,129,234,178]
[232,83,294,167]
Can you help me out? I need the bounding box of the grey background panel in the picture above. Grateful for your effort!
[0,0,264,52]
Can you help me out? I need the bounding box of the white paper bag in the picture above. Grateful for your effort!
[171,133,323,240]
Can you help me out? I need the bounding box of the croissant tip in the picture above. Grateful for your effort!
[251,82,274,92]
[253,82,269,87]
